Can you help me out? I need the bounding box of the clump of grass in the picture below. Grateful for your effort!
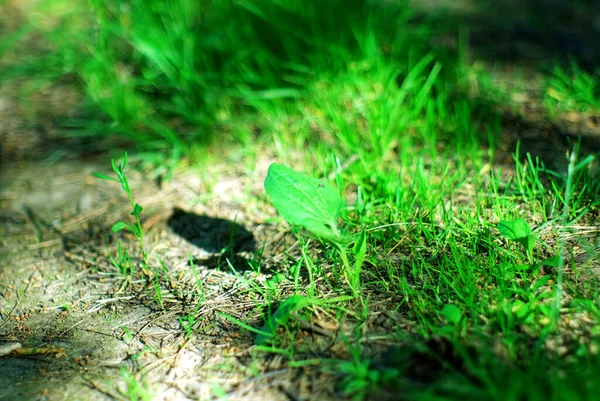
[545,60,600,116]
[5,0,439,154]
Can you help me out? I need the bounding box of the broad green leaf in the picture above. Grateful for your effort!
[531,255,560,274]
[498,219,535,260]
[498,219,531,241]
[264,163,348,244]
[92,172,117,181]
[255,295,311,345]
[441,304,462,325]
[111,221,130,233]
[265,273,287,290]
[131,203,143,217]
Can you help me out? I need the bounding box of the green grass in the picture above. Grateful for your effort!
[5,0,600,400]
[4,0,443,156]
[544,60,600,116]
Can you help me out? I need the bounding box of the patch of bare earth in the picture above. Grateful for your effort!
[0,154,308,400]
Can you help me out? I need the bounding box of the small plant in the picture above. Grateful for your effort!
[93,152,149,275]
[108,240,134,276]
[440,303,465,336]
[179,301,203,339]
[255,295,311,346]
[498,218,536,264]
[497,218,558,271]
[545,60,600,116]
[497,218,561,328]
[179,314,195,339]
[119,366,153,401]
[332,343,399,401]
[264,163,366,296]
[219,295,312,347]
[121,326,134,342]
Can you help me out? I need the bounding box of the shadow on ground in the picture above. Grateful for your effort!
[416,0,600,70]
[167,208,256,255]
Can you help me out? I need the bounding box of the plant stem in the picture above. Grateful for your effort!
[338,246,358,297]
[554,144,578,326]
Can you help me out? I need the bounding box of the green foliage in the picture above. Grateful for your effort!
[498,218,536,263]
[334,344,399,401]
[545,60,600,115]
[120,367,153,401]
[255,295,311,346]
[108,240,133,276]
[264,163,349,244]
[178,314,195,339]
[7,2,600,399]
[93,152,149,274]
[5,0,427,152]
[441,304,463,325]
[265,163,366,295]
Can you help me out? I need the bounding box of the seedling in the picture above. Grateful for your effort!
[497,218,563,330]
[330,342,399,401]
[255,295,311,346]
[264,163,365,296]
[108,240,133,276]
[121,326,134,342]
[179,314,195,339]
[497,218,559,272]
[93,152,149,275]
[440,304,465,335]
[441,304,463,326]
[498,218,536,264]
[179,300,203,339]
[119,366,153,401]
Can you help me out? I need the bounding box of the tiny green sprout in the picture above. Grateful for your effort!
[179,314,195,339]
[93,152,148,274]
[255,295,311,346]
[264,163,365,296]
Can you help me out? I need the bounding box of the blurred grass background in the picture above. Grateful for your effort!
[2,0,600,175]
[1,0,462,157]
